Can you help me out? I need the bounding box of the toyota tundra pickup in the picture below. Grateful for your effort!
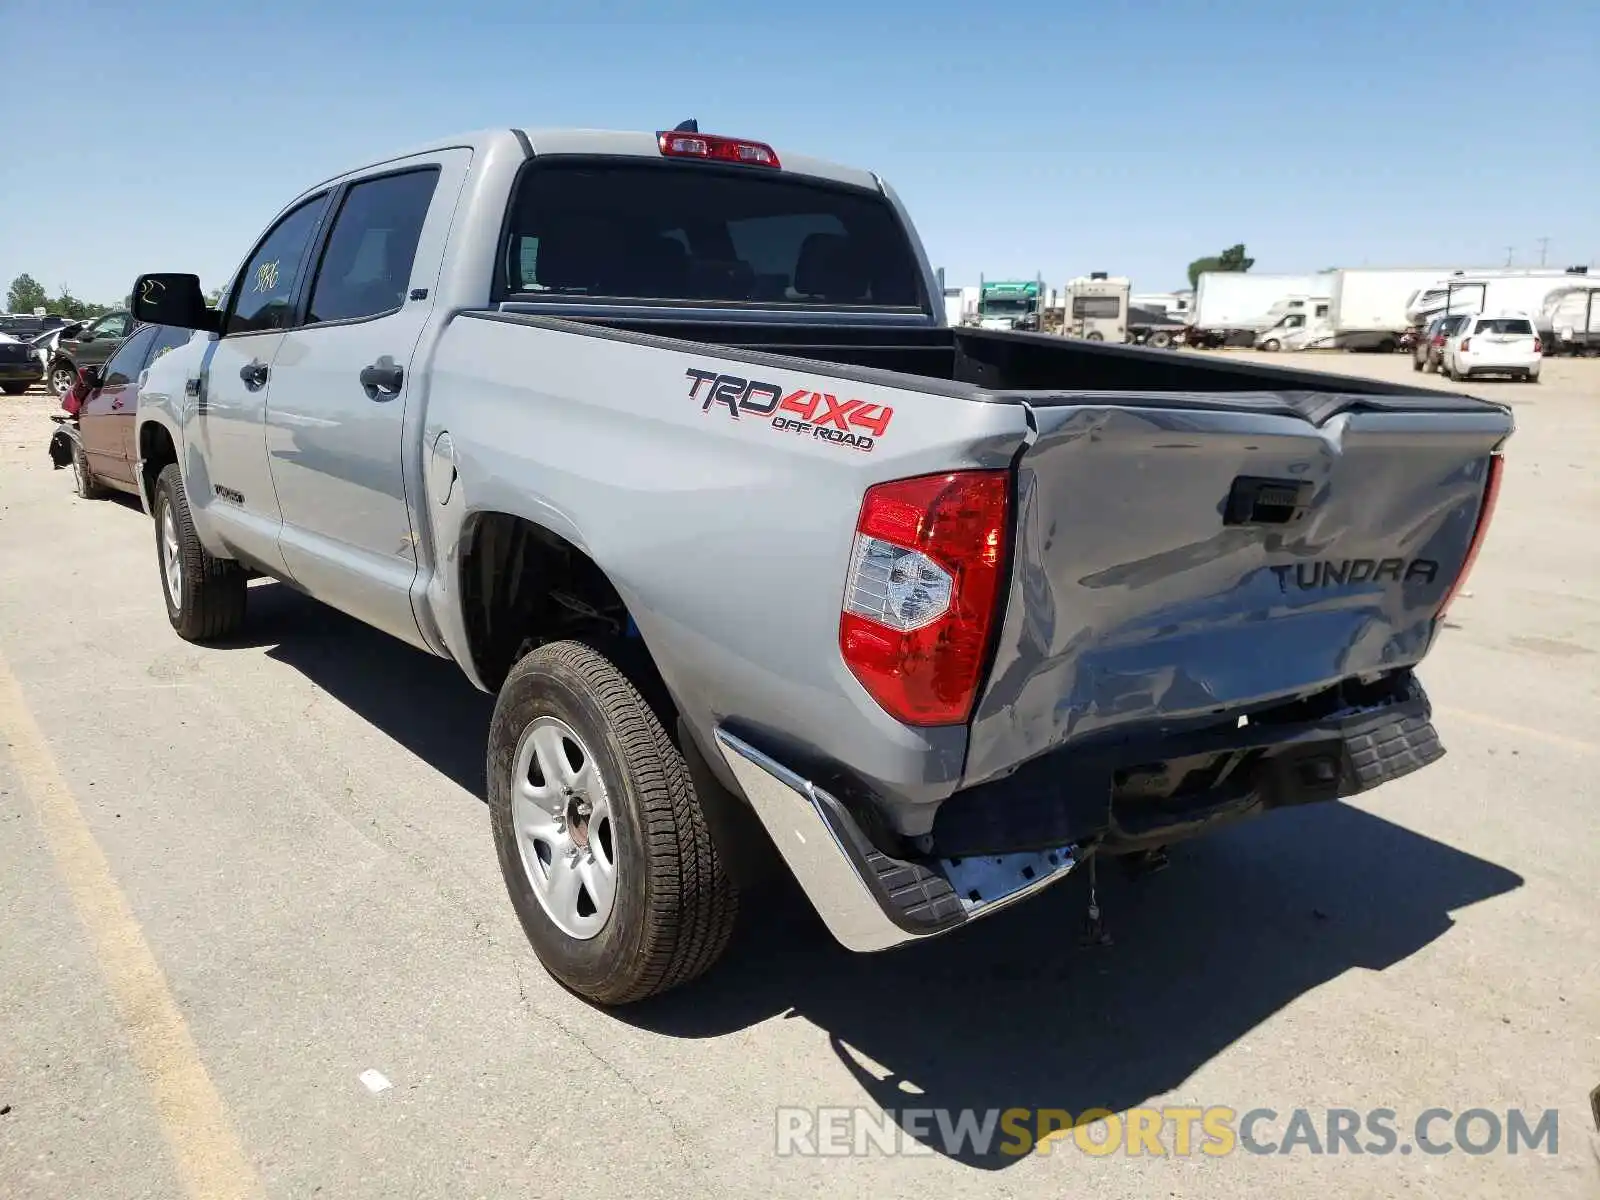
[127,124,1511,1006]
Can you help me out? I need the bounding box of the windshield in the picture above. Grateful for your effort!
[981,297,1033,316]
[501,160,926,309]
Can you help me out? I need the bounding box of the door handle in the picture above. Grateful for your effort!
[239,360,269,389]
[359,360,404,397]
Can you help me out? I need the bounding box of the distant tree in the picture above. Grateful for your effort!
[6,273,48,313]
[204,287,223,307]
[49,289,114,321]
[1187,243,1256,289]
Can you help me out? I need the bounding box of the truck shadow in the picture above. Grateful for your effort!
[236,580,1524,1171]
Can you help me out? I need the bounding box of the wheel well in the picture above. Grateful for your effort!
[139,422,178,508]
[461,513,643,694]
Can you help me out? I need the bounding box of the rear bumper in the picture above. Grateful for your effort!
[715,728,1080,953]
[715,672,1444,953]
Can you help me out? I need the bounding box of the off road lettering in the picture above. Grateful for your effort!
[686,366,893,453]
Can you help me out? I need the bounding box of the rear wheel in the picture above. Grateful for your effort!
[488,639,738,1006]
[153,463,247,642]
[49,364,75,398]
[70,440,105,500]
[1148,330,1173,349]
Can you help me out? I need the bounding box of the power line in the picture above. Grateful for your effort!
[1536,237,1550,267]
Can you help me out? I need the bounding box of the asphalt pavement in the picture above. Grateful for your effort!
[1,355,1597,1198]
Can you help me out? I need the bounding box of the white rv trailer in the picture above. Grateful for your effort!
[1188,272,1333,346]
[1406,269,1590,325]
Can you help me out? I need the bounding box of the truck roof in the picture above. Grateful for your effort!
[306,127,886,196]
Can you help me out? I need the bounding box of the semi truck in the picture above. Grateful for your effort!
[975,276,1043,331]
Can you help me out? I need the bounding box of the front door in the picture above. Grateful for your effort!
[81,326,154,487]
[266,158,463,648]
[194,192,333,576]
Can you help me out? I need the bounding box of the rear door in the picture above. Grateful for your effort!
[82,326,155,486]
[265,152,469,649]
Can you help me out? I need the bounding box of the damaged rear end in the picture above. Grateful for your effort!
[718,385,1511,954]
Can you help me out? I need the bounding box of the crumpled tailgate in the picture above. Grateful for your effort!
[962,393,1512,788]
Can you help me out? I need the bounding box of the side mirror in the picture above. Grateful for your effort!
[130,273,221,334]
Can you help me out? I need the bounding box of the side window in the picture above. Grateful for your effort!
[306,168,439,325]
[95,312,131,340]
[140,326,193,372]
[102,328,157,387]
[227,193,332,336]
[1314,303,1330,318]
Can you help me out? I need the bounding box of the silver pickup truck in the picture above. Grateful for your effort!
[128,124,1511,1006]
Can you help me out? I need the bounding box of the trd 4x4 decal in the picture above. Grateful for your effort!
[685,368,893,453]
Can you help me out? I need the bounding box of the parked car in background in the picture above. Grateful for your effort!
[1440,313,1542,383]
[47,309,134,397]
[1412,313,1469,373]
[47,323,191,497]
[0,331,45,394]
[0,313,70,339]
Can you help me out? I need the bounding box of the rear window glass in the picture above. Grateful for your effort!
[501,160,925,308]
[1473,318,1533,334]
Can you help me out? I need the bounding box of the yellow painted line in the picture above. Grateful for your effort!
[0,650,261,1200]
[1436,705,1597,756]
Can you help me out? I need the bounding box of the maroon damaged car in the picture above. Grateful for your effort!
[48,324,192,498]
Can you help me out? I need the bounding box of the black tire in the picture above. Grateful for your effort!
[1261,339,1281,352]
[488,639,738,1006]
[1,382,27,395]
[1411,354,1424,372]
[70,439,106,499]
[1084,331,1104,342]
[1149,330,1173,349]
[153,463,247,642]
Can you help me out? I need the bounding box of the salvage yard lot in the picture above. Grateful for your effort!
[1,355,1597,1199]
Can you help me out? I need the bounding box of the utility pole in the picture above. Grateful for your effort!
[1536,237,1550,267]
[1504,246,1514,267]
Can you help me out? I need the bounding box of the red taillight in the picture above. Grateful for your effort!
[1533,337,1543,354]
[839,471,1010,726]
[1431,334,1445,346]
[1437,452,1504,620]
[656,131,780,169]
[1459,336,1471,352]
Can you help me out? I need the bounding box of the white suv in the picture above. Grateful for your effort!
[1441,313,1542,383]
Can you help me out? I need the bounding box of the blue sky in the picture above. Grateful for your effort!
[3,0,1595,305]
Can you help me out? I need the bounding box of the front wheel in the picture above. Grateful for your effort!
[488,639,738,1006]
[70,439,106,500]
[1261,339,1281,352]
[153,464,247,642]
[49,364,75,398]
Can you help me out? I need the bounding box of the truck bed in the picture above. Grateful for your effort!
[486,311,1501,423]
